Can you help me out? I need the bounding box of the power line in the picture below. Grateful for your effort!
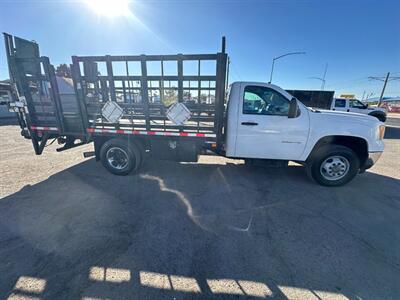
[368,72,400,82]
[325,76,370,89]
[229,60,242,82]
[368,72,400,105]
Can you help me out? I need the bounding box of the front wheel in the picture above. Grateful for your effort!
[306,145,360,186]
[100,139,143,175]
[376,115,386,122]
[369,113,386,122]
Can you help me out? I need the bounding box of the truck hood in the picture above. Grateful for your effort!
[309,109,381,125]
[302,106,384,159]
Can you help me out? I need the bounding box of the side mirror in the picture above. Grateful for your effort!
[288,98,299,118]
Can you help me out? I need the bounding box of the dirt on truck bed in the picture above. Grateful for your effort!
[0,124,400,299]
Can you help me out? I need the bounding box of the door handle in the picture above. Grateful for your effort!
[241,122,258,126]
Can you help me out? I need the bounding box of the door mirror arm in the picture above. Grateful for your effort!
[288,98,299,118]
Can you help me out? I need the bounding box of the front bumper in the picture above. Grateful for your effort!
[360,151,383,173]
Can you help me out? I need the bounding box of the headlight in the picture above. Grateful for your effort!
[377,125,385,140]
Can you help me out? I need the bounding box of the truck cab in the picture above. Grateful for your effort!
[224,82,385,186]
[226,82,308,160]
[332,98,387,122]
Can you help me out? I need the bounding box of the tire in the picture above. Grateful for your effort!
[100,138,143,175]
[377,115,386,122]
[306,145,360,186]
[369,113,386,122]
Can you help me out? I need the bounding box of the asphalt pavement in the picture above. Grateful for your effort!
[0,124,399,300]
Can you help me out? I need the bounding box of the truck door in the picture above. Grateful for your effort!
[348,99,368,114]
[332,98,348,112]
[234,83,309,160]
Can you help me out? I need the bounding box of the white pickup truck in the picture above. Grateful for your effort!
[331,98,387,122]
[5,34,385,187]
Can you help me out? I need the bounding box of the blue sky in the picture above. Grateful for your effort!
[0,0,399,98]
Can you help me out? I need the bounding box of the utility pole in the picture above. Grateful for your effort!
[321,63,328,90]
[366,92,374,101]
[309,63,328,90]
[369,72,400,106]
[378,72,390,106]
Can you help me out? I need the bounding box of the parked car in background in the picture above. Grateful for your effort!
[286,90,387,122]
[332,98,387,122]
[380,98,400,113]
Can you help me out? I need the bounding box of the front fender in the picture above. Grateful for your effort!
[300,111,384,161]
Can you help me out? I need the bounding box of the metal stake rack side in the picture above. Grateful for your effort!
[70,38,228,149]
[4,33,228,155]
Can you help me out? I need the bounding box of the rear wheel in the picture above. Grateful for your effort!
[306,145,360,186]
[100,139,142,175]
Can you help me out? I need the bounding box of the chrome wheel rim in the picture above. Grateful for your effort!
[320,155,350,181]
[106,147,129,170]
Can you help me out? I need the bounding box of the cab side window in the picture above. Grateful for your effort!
[243,85,289,116]
[349,99,366,109]
[334,99,346,108]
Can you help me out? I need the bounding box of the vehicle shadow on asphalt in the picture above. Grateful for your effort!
[1,159,399,299]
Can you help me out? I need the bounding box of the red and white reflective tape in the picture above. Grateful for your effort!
[30,126,59,132]
[87,128,216,138]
